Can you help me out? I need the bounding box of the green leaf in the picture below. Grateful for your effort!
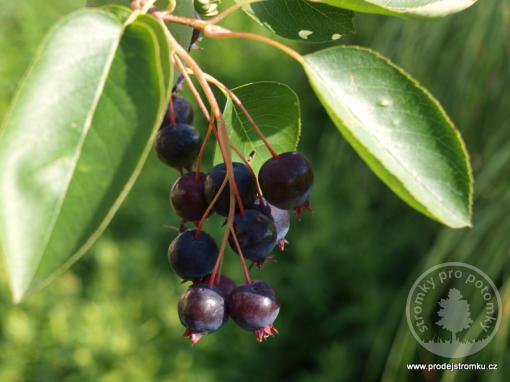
[237,0,354,42]
[311,0,478,18]
[87,0,194,61]
[215,81,301,173]
[0,9,172,301]
[303,46,472,228]
[164,0,195,61]
[87,0,130,4]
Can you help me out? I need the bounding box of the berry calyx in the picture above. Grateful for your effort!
[170,172,209,223]
[229,209,277,265]
[178,284,227,345]
[155,123,201,170]
[204,162,257,216]
[228,281,280,342]
[168,230,218,280]
[258,151,314,211]
[254,198,290,251]
[294,198,313,221]
[162,95,194,126]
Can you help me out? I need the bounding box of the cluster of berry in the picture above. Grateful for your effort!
[155,94,313,344]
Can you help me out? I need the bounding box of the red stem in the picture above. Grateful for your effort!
[195,117,214,179]
[208,222,231,287]
[203,73,279,159]
[229,226,252,284]
[196,175,228,238]
[204,26,304,64]
[230,144,264,206]
[209,187,237,288]
[232,100,279,159]
[169,94,176,127]
[163,26,241,291]
[174,56,210,120]
[173,55,245,214]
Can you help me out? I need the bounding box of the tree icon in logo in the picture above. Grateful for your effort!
[407,263,501,357]
[436,288,473,343]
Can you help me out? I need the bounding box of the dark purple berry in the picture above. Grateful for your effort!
[258,152,314,211]
[162,95,194,126]
[254,198,290,251]
[196,274,237,299]
[155,123,201,170]
[190,28,201,49]
[170,172,209,222]
[168,230,218,280]
[228,281,280,342]
[178,284,227,344]
[229,209,277,264]
[204,162,256,216]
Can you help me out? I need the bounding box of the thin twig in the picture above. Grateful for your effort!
[168,94,176,126]
[196,176,228,237]
[195,119,215,177]
[173,56,216,176]
[173,55,210,120]
[229,226,252,284]
[230,144,264,205]
[204,26,304,64]
[127,0,157,24]
[166,29,245,216]
[203,72,279,159]
[156,13,304,64]
[210,213,232,286]
[157,13,207,30]
[209,0,265,25]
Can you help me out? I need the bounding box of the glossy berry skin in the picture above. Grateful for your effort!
[170,172,209,222]
[204,163,256,216]
[229,209,277,262]
[155,123,201,170]
[258,152,314,210]
[196,274,237,299]
[178,284,227,344]
[228,281,280,341]
[162,95,194,126]
[254,198,290,248]
[168,230,218,280]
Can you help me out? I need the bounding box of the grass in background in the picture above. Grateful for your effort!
[0,1,509,381]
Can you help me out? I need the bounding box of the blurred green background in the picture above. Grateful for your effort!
[0,0,509,381]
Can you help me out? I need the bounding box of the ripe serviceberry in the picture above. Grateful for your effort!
[258,152,314,215]
[204,162,256,216]
[162,95,194,126]
[170,172,209,222]
[196,274,237,299]
[178,284,227,344]
[155,123,201,170]
[229,209,277,266]
[228,281,280,342]
[168,230,218,280]
[254,198,290,251]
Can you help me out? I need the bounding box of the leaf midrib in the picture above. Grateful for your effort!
[305,51,469,226]
[27,17,169,299]
[31,10,129,291]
